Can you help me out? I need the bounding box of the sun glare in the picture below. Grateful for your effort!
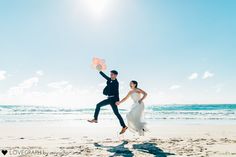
[81,0,114,20]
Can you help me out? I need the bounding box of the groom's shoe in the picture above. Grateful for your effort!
[88,119,98,123]
[119,126,128,134]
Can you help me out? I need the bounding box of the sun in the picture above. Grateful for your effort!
[81,0,114,20]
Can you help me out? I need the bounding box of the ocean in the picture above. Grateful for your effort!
[0,104,236,125]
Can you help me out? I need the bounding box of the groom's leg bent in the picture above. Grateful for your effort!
[94,99,110,120]
[111,103,126,128]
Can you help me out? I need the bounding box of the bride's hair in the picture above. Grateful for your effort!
[131,80,138,88]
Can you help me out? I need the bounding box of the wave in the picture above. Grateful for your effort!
[0,104,236,123]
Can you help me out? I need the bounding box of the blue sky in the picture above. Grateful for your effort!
[0,0,235,106]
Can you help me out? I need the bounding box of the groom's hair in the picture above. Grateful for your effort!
[110,70,118,75]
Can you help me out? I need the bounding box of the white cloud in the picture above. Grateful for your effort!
[48,81,73,93]
[202,71,214,79]
[2,79,99,106]
[48,81,70,89]
[8,77,39,95]
[188,73,198,80]
[36,70,44,76]
[2,87,96,107]
[20,77,39,88]
[0,70,7,80]
[169,85,181,90]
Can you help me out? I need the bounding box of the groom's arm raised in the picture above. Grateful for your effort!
[99,71,110,81]
[96,65,110,80]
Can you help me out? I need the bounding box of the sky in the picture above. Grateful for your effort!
[0,0,235,107]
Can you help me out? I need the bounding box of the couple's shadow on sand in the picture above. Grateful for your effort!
[94,140,175,157]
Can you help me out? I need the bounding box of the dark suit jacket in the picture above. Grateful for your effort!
[99,71,119,99]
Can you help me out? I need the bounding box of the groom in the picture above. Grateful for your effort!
[88,65,128,134]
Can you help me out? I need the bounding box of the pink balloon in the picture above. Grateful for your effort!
[92,57,107,71]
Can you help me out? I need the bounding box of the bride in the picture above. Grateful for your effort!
[116,80,148,136]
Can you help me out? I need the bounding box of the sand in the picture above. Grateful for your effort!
[0,122,236,157]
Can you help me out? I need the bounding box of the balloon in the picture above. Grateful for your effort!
[92,57,107,71]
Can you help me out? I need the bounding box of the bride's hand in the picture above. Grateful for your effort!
[116,101,120,106]
[138,100,143,104]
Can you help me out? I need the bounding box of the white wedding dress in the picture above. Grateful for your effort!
[126,92,147,136]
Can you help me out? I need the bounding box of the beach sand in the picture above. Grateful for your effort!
[0,122,236,157]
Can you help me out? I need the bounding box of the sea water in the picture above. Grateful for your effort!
[0,104,235,125]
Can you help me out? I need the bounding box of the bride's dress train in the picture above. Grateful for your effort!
[126,92,147,136]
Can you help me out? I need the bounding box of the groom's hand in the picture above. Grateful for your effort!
[96,64,102,71]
